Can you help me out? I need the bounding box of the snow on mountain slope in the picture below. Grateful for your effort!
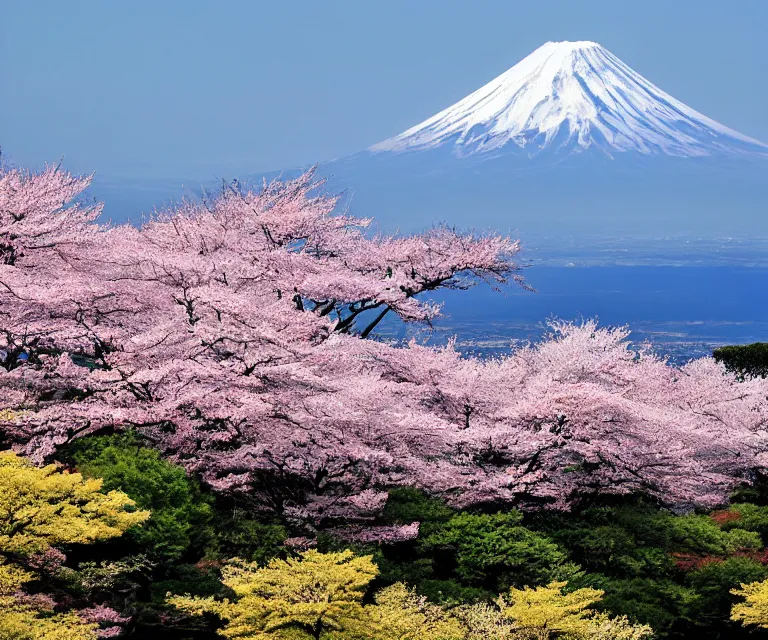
[370,41,768,158]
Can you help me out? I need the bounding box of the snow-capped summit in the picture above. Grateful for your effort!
[370,40,767,158]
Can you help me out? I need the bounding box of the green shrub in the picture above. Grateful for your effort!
[713,343,768,379]
[419,511,579,590]
[719,504,768,544]
[686,557,768,628]
[383,488,454,532]
[581,574,699,633]
[68,433,214,563]
[209,508,287,565]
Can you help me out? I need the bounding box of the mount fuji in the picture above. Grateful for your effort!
[370,40,767,159]
[94,41,767,260]
[302,40,767,253]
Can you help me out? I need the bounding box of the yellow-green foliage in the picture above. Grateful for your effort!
[495,581,653,640]
[0,561,33,593]
[0,450,149,640]
[171,553,654,640]
[452,601,528,640]
[0,450,149,554]
[171,550,465,640]
[499,581,604,635]
[171,549,378,639]
[0,607,98,640]
[0,562,98,640]
[578,615,655,640]
[364,582,465,640]
[731,579,768,628]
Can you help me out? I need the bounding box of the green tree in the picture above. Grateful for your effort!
[69,433,213,562]
[716,503,768,544]
[420,512,579,591]
[526,500,768,636]
[382,488,454,533]
[686,557,768,629]
[713,343,768,379]
[208,506,287,565]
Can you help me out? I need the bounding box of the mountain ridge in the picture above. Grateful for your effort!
[370,40,767,159]
[92,40,768,246]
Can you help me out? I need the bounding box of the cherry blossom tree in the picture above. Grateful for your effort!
[0,163,103,360]
[0,163,110,454]
[1,161,767,529]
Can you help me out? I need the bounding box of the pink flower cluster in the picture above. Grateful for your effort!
[328,522,421,544]
[80,604,131,638]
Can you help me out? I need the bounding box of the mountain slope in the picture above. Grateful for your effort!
[370,41,767,159]
[113,41,765,250]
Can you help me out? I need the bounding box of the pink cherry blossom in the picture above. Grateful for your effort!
[1,161,767,528]
[80,604,131,638]
[327,522,421,545]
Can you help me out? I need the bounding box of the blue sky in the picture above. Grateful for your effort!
[2,0,767,179]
